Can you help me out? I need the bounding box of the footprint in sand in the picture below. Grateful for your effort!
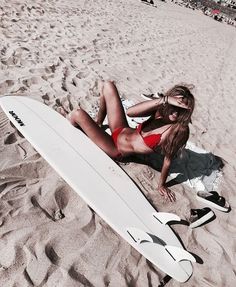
[103,275,111,286]
[76,71,90,79]
[30,184,69,222]
[42,93,51,105]
[54,186,69,212]
[30,195,57,221]
[1,180,28,200]
[4,132,18,145]
[71,69,91,88]
[0,183,7,193]
[0,80,15,94]
[42,93,50,102]
[81,211,96,237]
[68,265,94,286]
[29,68,48,74]
[22,76,42,88]
[45,244,61,265]
[1,47,30,66]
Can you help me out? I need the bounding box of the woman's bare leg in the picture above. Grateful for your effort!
[96,81,128,132]
[96,83,107,126]
[69,108,120,158]
[58,80,128,157]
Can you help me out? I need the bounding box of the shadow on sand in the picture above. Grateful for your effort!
[121,147,224,191]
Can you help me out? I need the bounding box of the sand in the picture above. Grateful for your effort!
[0,0,236,286]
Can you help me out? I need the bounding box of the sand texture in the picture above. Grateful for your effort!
[0,0,236,286]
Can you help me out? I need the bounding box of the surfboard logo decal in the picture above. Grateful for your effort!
[9,111,25,126]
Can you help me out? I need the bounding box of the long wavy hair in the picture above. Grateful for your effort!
[156,85,195,158]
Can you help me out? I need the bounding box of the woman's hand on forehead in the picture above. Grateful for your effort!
[168,95,189,109]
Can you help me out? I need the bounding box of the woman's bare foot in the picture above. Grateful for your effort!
[56,106,75,124]
[58,107,80,128]
[56,106,68,118]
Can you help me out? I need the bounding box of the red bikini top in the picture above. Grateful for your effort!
[137,122,171,150]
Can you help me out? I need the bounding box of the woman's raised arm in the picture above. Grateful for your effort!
[126,98,164,117]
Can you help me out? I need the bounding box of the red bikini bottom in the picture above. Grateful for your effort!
[111,127,124,159]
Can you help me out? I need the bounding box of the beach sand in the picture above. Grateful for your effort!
[0,0,236,286]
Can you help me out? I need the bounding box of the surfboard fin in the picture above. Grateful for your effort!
[165,245,196,263]
[126,228,195,264]
[153,212,181,225]
[127,227,167,246]
[127,227,153,244]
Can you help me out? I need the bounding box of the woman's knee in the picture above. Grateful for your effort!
[103,80,117,97]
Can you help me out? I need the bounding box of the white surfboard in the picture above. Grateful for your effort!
[0,96,195,282]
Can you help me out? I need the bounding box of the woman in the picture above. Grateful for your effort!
[61,81,195,202]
